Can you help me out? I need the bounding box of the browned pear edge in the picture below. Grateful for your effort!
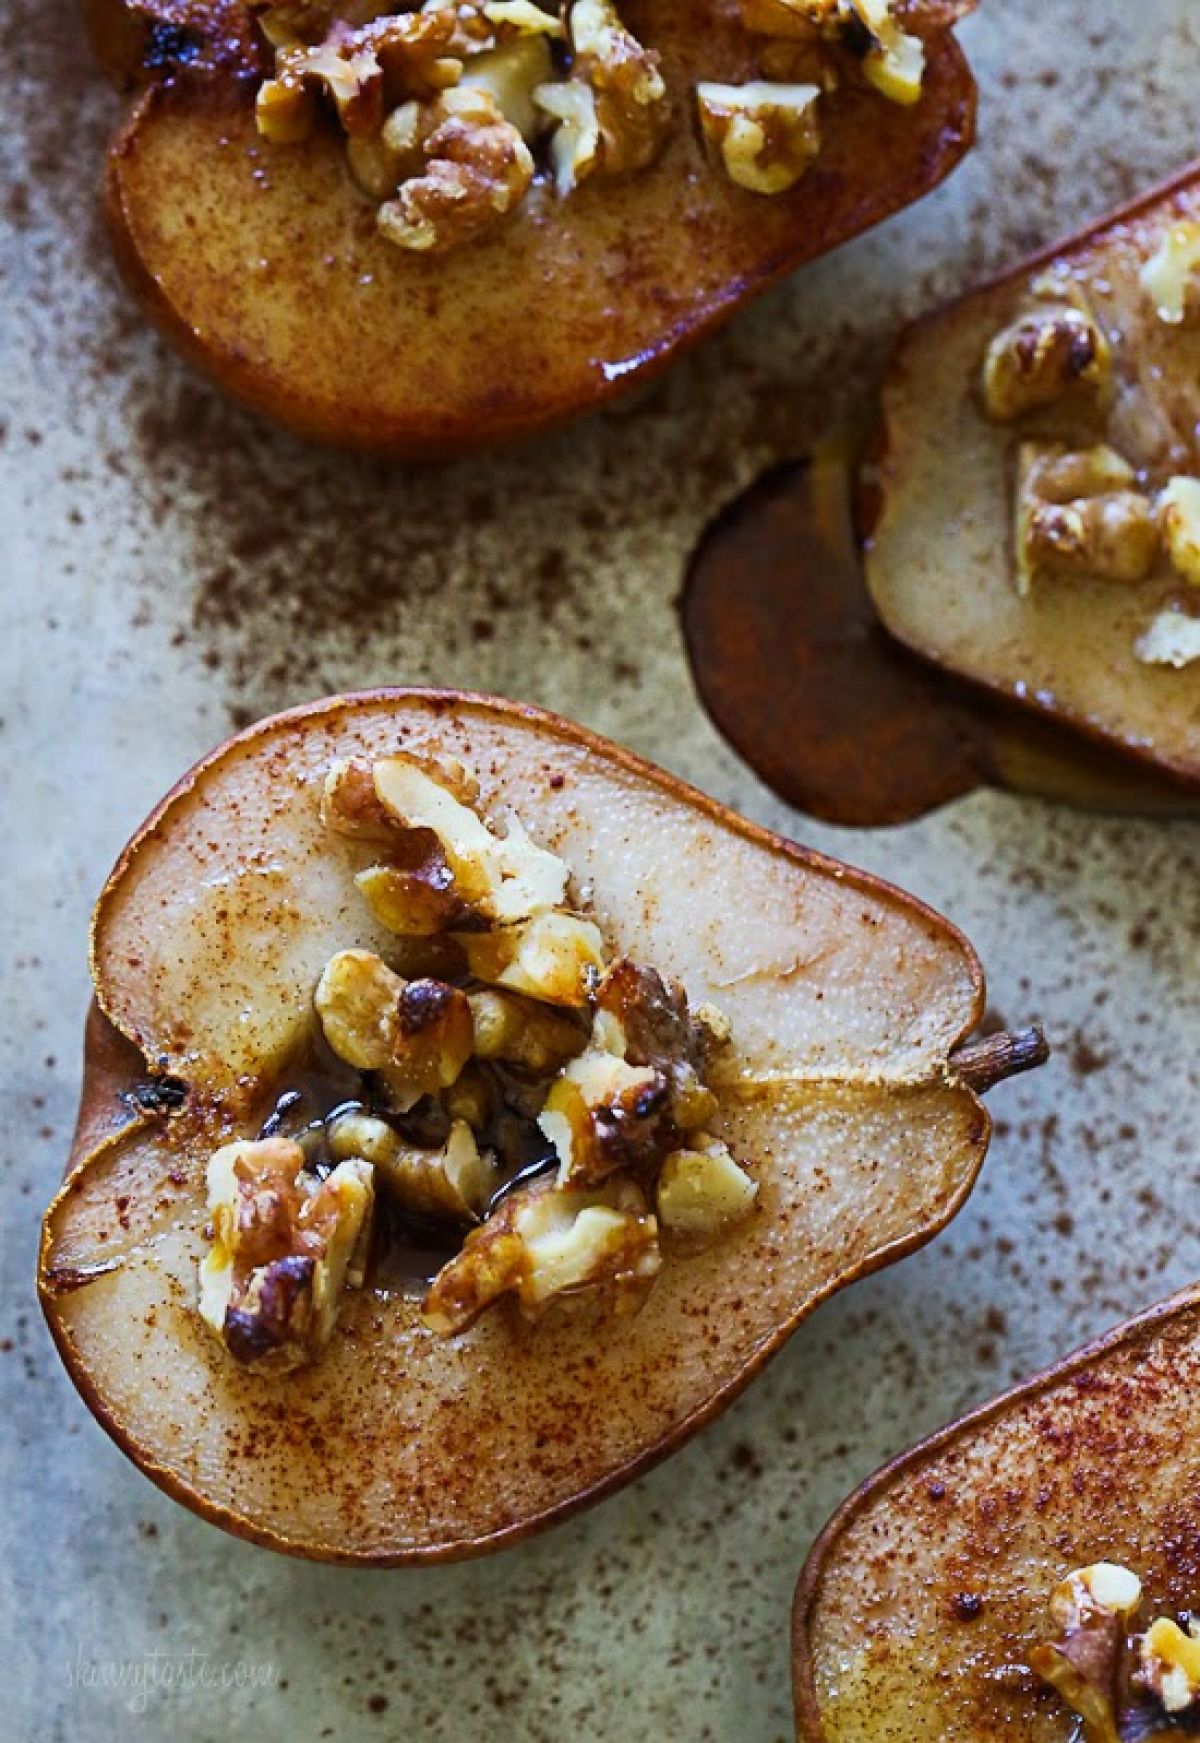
[790,1280,1200,1739]
[99,30,977,456]
[869,158,1200,789]
[40,687,998,1565]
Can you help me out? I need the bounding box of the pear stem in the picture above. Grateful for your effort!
[949,1025,1049,1093]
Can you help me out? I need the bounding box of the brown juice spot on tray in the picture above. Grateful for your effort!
[680,449,988,825]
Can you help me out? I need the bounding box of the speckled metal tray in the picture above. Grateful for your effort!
[3,3,1198,1738]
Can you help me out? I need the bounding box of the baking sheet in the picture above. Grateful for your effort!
[2,2,1198,1738]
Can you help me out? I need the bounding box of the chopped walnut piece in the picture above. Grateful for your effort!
[421,0,562,56]
[321,757,398,841]
[539,1015,671,1186]
[1137,1618,1200,1716]
[1135,607,1200,669]
[534,0,670,194]
[656,1139,758,1237]
[1160,476,1200,587]
[355,856,481,937]
[252,2,336,51]
[255,8,464,142]
[1015,443,1160,594]
[536,80,602,194]
[371,754,569,923]
[982,294,1110,422]
[1140,220,1200,326]
[468,987,588,1073]
[1030,1563,1143,1743]
[847,0,925,105]
[458,31,557,140]
[327,1109,499,1219]
[198,1137,374,1370]
[422,1174,661,1333]
[256,39,385,142]
[697,81,821,195]
[739,0,926,105]
[313,947,406,1069]
[252,2,396,50]
[460,910,607,1006]
[596,959,726,1123]
[538,963,728,1185]
[377,86,535,253]
[314,948,474,1110]
[341,9,464,101]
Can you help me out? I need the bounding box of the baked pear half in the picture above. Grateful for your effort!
[91,0,977,454]
[682,446,1200,825]
[865,165,1200,787]
[39,690,1041,1563]
[793,1284,1200,1741]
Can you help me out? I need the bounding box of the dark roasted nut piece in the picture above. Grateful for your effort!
[539,1036,673,1185]
[982,296,1110,421]
[198,1137,374,1370]
[422,1174,661,1333]
[537,964,731,1186]
[596,958,725,1123]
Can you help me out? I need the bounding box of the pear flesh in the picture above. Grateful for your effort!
[794,1287,1200,1741]
[92,0,978,453]
[865,170,1200,787]
[41,691,1000,1563]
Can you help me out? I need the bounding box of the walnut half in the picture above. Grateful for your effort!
[377,87,535,254]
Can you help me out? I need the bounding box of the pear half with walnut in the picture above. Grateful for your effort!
[39,690,1043,1563]
[90,0,977,455]
[793,1282,1200,1742]
[682,442,1200,825]
[865,165,1200,786]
